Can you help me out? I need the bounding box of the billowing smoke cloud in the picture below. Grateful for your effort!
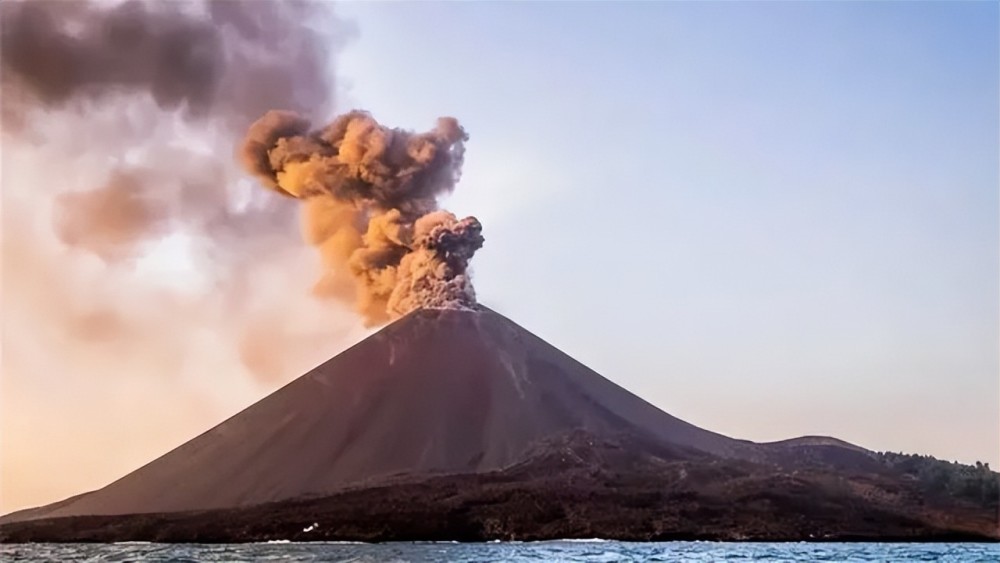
[0,0,346,265]
[1,0,335,131]
[240,110,485,325]
[0,0,363,513]
[52,168,171,263]
[1,0,351,370]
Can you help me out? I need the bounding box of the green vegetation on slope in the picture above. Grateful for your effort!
[875,451,999,506]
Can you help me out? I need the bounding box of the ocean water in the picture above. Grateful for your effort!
[2,541,998,562]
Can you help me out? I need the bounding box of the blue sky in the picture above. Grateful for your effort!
[336,1,998,466]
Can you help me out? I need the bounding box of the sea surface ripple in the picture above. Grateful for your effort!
[2,541,998,562]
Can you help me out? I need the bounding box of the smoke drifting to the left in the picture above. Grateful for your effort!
[1,0,353,371]
[0,0,358,513]
[1,0,339,260]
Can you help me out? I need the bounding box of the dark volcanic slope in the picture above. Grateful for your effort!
[5,308,753,521]
[4,433,996,542]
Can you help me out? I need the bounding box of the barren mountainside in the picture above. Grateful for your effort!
[4,308,746,521]
[2,308,996,541]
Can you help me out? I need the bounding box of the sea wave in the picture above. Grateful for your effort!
[3,541,997,562]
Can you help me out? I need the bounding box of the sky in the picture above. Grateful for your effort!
[334,1,999,464]
[1,1,997,513]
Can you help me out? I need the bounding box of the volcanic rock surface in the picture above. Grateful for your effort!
[2,308,997,541]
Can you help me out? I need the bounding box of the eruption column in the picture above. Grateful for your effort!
[241,110,485,326]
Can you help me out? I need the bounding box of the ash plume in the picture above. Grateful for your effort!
[52,168,171,263]
[1,0,341,263]
[241,111,485,325]
[1,0,335,132]
[2,0,354,387]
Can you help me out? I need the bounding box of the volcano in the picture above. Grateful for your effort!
[2,308,997,541]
